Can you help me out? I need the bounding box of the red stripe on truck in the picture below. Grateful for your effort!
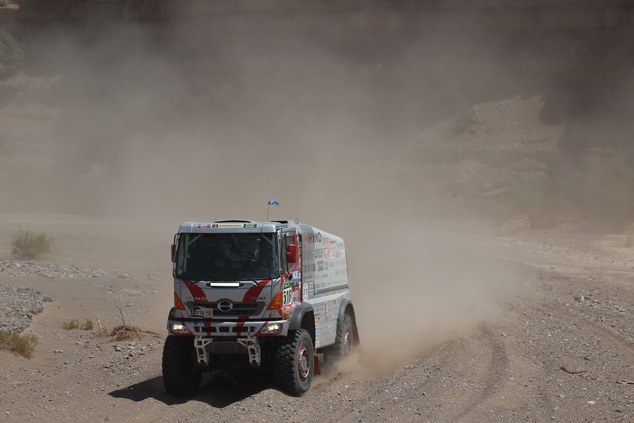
[183,279,207,302]
[242,279,270,302]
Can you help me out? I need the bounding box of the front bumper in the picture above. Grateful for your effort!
[167,318,289,337]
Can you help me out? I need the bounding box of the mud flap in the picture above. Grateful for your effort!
[314,354,321,375]
[353,325,361,345]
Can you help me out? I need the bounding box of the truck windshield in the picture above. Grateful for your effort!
[175,233,278,281]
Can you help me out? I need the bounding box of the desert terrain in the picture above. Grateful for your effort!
[0,214,633,423]
[1,2,634,422]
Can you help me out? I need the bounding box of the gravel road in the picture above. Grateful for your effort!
[0,217,633,423]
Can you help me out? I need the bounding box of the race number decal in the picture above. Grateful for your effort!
[283,288,293,306]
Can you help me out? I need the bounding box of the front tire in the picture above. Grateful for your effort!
[162,336,202,396]
[275,329,314,396]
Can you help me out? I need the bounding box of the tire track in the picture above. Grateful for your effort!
[452,326,509,422]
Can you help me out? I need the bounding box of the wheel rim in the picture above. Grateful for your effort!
[343,330,353,356]
[297,345,310,381]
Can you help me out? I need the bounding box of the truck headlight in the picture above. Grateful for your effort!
[170,323,189,334]
[261,323,282,335]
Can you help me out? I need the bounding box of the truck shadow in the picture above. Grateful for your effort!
[108,371,272,407]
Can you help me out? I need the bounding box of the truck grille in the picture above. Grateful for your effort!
[192,301,265,317]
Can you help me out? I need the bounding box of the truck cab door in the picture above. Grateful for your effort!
[281,231,301,305]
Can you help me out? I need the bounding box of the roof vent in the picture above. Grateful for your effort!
[272,219,300,225]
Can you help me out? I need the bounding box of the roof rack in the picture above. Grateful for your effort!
[213,219,255,223]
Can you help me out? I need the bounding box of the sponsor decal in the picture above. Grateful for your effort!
[292,270,299,281]
[307,232,322,244]
[317,261,324,271]
[324,248,329,258]
[214,223,249,228]
[197,224,212,228]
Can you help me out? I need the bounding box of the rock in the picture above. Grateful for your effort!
[0,284,52,333]
[499,215,531,236]
[0,260,107,279]
[594,235,631,248]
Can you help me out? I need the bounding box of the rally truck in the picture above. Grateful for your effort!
[163,219,358,396]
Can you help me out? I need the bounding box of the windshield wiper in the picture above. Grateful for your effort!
[233,270,261,286]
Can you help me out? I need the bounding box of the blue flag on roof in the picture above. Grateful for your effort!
[268,199,280,206]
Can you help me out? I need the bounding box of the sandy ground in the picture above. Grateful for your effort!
[0,214,632,423]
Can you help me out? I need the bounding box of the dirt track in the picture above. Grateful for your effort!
[1,215,632,423]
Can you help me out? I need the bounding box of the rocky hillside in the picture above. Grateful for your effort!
[1,2,634,231]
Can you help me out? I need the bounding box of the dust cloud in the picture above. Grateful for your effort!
[7,16,532,218]
[2,10,597,365]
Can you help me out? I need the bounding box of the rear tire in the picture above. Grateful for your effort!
[275,329,314,396]
[162,336,202,396]
[326,313,354,363]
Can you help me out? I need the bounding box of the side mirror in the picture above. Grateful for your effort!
[286,244,298,264]
[171,244,175,263]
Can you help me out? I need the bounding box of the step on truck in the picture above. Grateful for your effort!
[163,219,358,396]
